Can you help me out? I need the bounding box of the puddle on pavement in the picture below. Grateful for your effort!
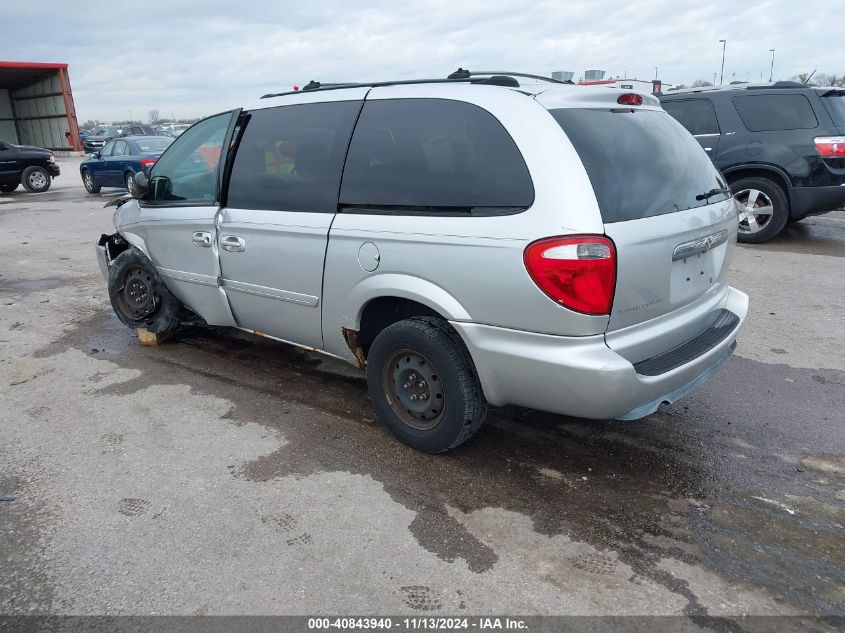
[742,216,845,258]
[34,309,845,615]
[0,277,65,293]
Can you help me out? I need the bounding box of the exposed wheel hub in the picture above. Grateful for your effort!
[121,268,156,318]
[386,351,445,430]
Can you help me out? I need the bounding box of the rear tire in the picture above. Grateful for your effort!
[107,248,181,335]
[366,317,488,453]
[125,171,137,196]
[21,166,51,193]
[0,182,18,193]
[730,176,789,244]
[82,170,100,194]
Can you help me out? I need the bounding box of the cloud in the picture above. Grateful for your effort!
[5,0,841,122]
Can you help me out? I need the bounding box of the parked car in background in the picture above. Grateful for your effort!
[169,123,191,136]
[80,136,172,195]
[83,124,159,154]
[660,82,845,243]
[0,138,60,192]
[96,74,747,452]
[83,126,124,154]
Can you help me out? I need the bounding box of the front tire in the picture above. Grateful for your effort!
[730,176,789,244]
[107,248,181,334]
[21,166,51,193]
[82,170,100,193]
[366,317,488,453]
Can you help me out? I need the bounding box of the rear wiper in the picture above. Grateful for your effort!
[695,187,731,202]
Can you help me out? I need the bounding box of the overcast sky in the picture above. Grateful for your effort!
[6,0,843,123]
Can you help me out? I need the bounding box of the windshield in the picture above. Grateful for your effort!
[93,127,121,136]
[822,94,845,127]
[135,138,173,152]
[551,108,728,223]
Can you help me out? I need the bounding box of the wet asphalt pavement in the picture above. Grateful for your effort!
[1,159,844,623]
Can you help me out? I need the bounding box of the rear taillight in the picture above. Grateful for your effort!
[617,93,643,106]
[524,235,616,315]
[814,137,845,157]
[140,158,157,168]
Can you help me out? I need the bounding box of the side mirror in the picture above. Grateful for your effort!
[150,175,172,200]
[132,171,149,199]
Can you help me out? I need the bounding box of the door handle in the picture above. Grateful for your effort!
[192,231,212,247]
[220,235,246,252]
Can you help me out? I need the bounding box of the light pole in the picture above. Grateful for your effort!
[129,109,132,123]
[713,72,717,85]
[719,39,727,85]
[769,49,775,81]
[654,66,658,80]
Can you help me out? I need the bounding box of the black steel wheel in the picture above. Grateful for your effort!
[107,248,181,334]
[382,349,446,431]
[366,317,488,453]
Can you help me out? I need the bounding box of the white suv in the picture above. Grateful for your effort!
[96,71,748,452]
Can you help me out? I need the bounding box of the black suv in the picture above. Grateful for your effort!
[660,82,845,243]
[0,139,60,193]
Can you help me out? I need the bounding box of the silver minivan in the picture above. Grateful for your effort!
[96,72,748,452]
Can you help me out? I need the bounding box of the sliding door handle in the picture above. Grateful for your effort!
[192,231,212,247]
[220,235,246,252]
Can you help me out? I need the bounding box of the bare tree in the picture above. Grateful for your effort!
[790,73,845,87]
[691,79,714,87]
[148,109,160,124]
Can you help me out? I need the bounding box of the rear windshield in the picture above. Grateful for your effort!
[551,108,728,223]
[822,94,845,127]
[135,138,172,152]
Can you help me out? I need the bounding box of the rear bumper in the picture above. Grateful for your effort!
[452,286,748,420]
[789,184,845,219]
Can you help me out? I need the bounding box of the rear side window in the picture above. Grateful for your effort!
[551,108,727,224]
[661,99,720,135]
[732,94,818,131]
[339,98,533,212]
[227,101,361,213]
[821,93,845,127]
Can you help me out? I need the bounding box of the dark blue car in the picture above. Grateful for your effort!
[80,135,173,195]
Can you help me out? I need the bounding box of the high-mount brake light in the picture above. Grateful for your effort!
[814,137,845,157]
[140,158,156,168]
[617,93,643,106]
[524,236,617,315]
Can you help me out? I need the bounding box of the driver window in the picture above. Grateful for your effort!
[113,141,128,156]
[148,112,231,205]
[100,141,115,157]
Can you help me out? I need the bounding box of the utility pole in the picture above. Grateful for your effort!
[719,39,727,85]
[769,49,776,81]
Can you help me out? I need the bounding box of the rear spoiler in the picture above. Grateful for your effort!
[820,89,845,97]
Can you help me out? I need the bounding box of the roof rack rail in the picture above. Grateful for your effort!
[447,68,573,84]
[261,68,573,99]
[746,80,808,90]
